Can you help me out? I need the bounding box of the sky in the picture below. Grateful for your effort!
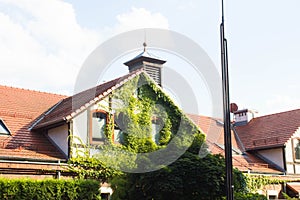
[0,0,300,117]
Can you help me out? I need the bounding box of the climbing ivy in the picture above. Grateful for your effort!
[67,135,123,182]
[109,73,202,154]
[68,72,204,179]
[244,174,300,193]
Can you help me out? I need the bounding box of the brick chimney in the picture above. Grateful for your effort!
[233,109,249,126]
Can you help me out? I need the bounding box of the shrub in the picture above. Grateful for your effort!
[233,192,268,200]
[0,178,101,200]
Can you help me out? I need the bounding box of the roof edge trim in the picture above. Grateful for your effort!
[65,69,144,121]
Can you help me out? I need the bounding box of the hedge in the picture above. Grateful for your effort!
[0,178,101,200]
[233,192,268,200]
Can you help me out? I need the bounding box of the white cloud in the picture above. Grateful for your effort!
[0,2,169,95]
[0,0,100,94]
[108,7,169,34]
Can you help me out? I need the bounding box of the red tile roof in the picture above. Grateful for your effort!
[232,153,281,174]
[0,85,67,161]
[235,109,300,150]
[187,114,241,152]
[33,70,144,130]
[187,114,282,174]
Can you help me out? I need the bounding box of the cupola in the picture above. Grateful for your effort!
[123,43,166,86]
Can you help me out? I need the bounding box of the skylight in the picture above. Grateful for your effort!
[0,120,10,135]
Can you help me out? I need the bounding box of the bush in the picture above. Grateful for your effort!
[0,178,101,200]
[233,192,267,200]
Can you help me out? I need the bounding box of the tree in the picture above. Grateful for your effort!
[110,134,246,200]
[67,74,253,199]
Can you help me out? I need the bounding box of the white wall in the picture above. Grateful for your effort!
[72,110,88,145]
[71,98,109,157]
[286,164,294,174]
[286,139,294,163]
[295,165,300,174]
[48,124,69,157]
[284,128,300,174]
[257,148,284,169]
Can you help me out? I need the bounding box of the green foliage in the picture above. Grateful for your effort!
[110,151,248,200]
[187,132,206,154]
[68,155,122,182]
[70,73,242,199]
[244,174,284,193]
[93,144,138,173]
[0,178,101,200]
[282,192,299,199]
[111,73,201,154]
[158,117,172,145]
[233,168,248,193]
[233,192,268,200]
[68,135,123,182]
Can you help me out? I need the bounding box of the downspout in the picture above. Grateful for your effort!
[56,160,61,179]
[87,109,91,147]
[282,145,287,172]
[68,121,72,159]
[282,145,287,196]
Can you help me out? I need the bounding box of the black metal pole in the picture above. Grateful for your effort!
[220,0,234,199]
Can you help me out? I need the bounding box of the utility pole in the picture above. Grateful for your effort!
[220,0,234,199]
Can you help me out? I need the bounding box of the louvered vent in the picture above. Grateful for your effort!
[144,65,161,85]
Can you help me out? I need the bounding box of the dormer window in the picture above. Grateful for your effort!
[0,119,10,135]
[89,110,107,144]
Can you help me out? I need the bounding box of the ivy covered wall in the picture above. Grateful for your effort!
[68,72,206,178]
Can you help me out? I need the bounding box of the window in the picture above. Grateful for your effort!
[113,112,127,144]
[0,119,10,135]
[294,139,300,160]
[152,123,160,144]
[268,195,277,199]
[100,193,110,200]
[151,117,162,145]
[113,127,124,144]
[90,110,107,143]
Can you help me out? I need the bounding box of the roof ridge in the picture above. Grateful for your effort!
[32,69,145,129]
[0,85,68,98]
[71,68,144,96]
[186,113,223,123]
[254,108,300,120]
[65,69,144,121]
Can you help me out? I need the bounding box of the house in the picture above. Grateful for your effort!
[188,114,283,175]
[1,45,300,198]
[189,109,300,199]
[189,108,300,198]
[234,109,300,175]
[233,109,300,198]
[0,46,201,179]
[0,86,67,178]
